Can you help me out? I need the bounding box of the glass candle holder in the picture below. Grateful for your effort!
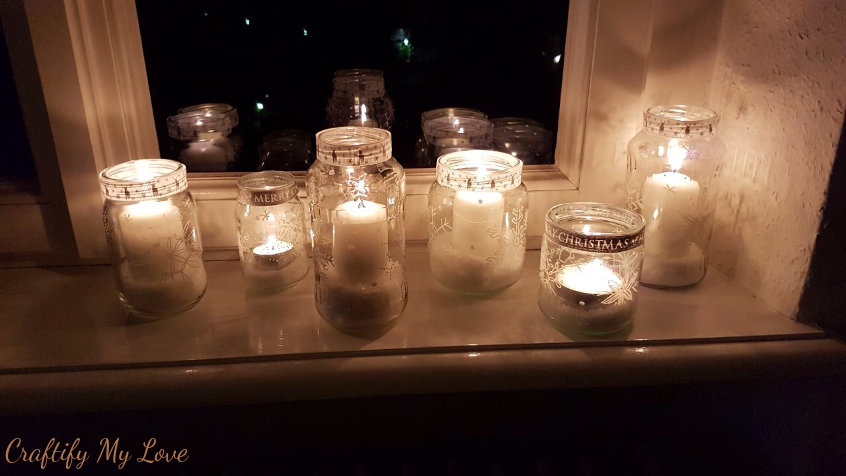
[428,150,528,294]
[236,171,309,293]
[493,121,554,165]
[258,129,313,171]
[167,110,237,172]
[326,69,395,130]
[538,203,645,335]
[416,108,493,167]
[626,105,724,287]
[306,127,407,332]
[98,159,207,318]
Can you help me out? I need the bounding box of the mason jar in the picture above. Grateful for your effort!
[326,69,395,130]
[236,171,309,293]
[626,105,724,287]
[538,202,645,335]
[415,108,493,167]
[98,159,207,318]
[177,102,243,166]
[167,110,237,172]
[428,150,527,294]
[306,127,407,332]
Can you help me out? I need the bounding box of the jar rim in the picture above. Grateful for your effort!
[644,105,718,138]
[421,107,487,123]
[436,150,523,192]
[545,202,645,252]
[98,159,187,201]
[315,126,392,166]
[423,116,493,141]
[237,171,298,205]
[167,111,233,139]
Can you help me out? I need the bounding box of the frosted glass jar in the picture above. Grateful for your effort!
[326,69,395,130]
[538,203,645,335]
[428,150,527,294]
[626,105,724,287]
[416,108,493,167]
[236,172,309,293]
[306,127,407,332]
[98,159,207,318]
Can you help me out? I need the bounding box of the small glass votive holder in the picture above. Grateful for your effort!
[236,171,309,292]
[428,150,528,294]
[538,202,645,335]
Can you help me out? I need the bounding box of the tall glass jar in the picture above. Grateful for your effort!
[98,159,207,318]
[306,127,407,332]
[415,108,493,167]
[167,110,237,172]
[428,150,527,294]
[326,69,395,130]
[626,105,724,287]
[236,171,309,293]
[538,203,645,335]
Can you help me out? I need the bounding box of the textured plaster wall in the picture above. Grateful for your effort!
[707,0,846,317]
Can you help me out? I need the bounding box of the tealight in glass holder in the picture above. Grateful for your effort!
[626,105,724,287]
[428,150,527,294]
[236,171,309,292]
[99,159,207,319]
[538,203,645,335]
[306,127,407,332]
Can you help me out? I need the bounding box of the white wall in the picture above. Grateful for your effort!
[707,0,846,317]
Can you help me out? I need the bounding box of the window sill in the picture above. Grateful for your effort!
[0,243,843,414]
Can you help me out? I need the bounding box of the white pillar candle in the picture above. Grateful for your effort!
[641,171,700,256]
[557,259,621,295]
[452,189,505,259]
[119,199,184,263]
[333,199,388,281]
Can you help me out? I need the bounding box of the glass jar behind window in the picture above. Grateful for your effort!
[99,159,207,319]
[625,105,724,288]
[306,127,407,332]
[416,108,493,167]
[492,118,554,165]
[167,110,237,172]
[326,69,395,130]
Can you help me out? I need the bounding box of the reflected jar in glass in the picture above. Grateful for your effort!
[167,110,237,172]
[236,171,309,293]
[98,159,207,319]
[306,127,407,332]
[416,108,493,167]
[538,202,645,335]
[326,69,394,130]
[493,119,554,165]
[428,150,528,294]
[258,129,313,171]
[626,105,724,287]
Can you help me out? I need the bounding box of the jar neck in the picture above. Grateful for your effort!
[643,105,718,138]
[98,159,187,201]
[436,150,522,192]
[236,171,298,206]
[315,127,392,166]
[167,111,233,140]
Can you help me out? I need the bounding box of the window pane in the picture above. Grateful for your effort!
[137,0,568,171]
[0,19,37,186]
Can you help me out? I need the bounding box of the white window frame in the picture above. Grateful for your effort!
[22,0,661,262]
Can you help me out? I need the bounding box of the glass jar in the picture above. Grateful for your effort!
[167,110,237,172]
[415,108,493,167]
[428,150,527,294]
[178,102,243,162]
[538,203,645,335]
[258,129,313,171]
[306,127,407,332]
[236,171,309,293]
[326,69,395,130]
[626,105,724,287]
[98,159,207,318]
[493,120,554,165]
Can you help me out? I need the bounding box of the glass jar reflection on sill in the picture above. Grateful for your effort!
[236,171,309,293]
[538,202,645,335]
[626,105,725,288]
[492,117,554,165]
[428,150,528,294]
[166,108,239,172]
[306,127,407,333]
[415,108,493,167]
[258,129,313,171]
[98,159,207,319]
[326,69,395,130]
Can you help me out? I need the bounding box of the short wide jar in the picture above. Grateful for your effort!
[428,150,528,294]
[99,159,207,318]
[235,171,309,292]
[538,203,645,335]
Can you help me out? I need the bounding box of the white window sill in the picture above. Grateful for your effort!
[0,243,842,414]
